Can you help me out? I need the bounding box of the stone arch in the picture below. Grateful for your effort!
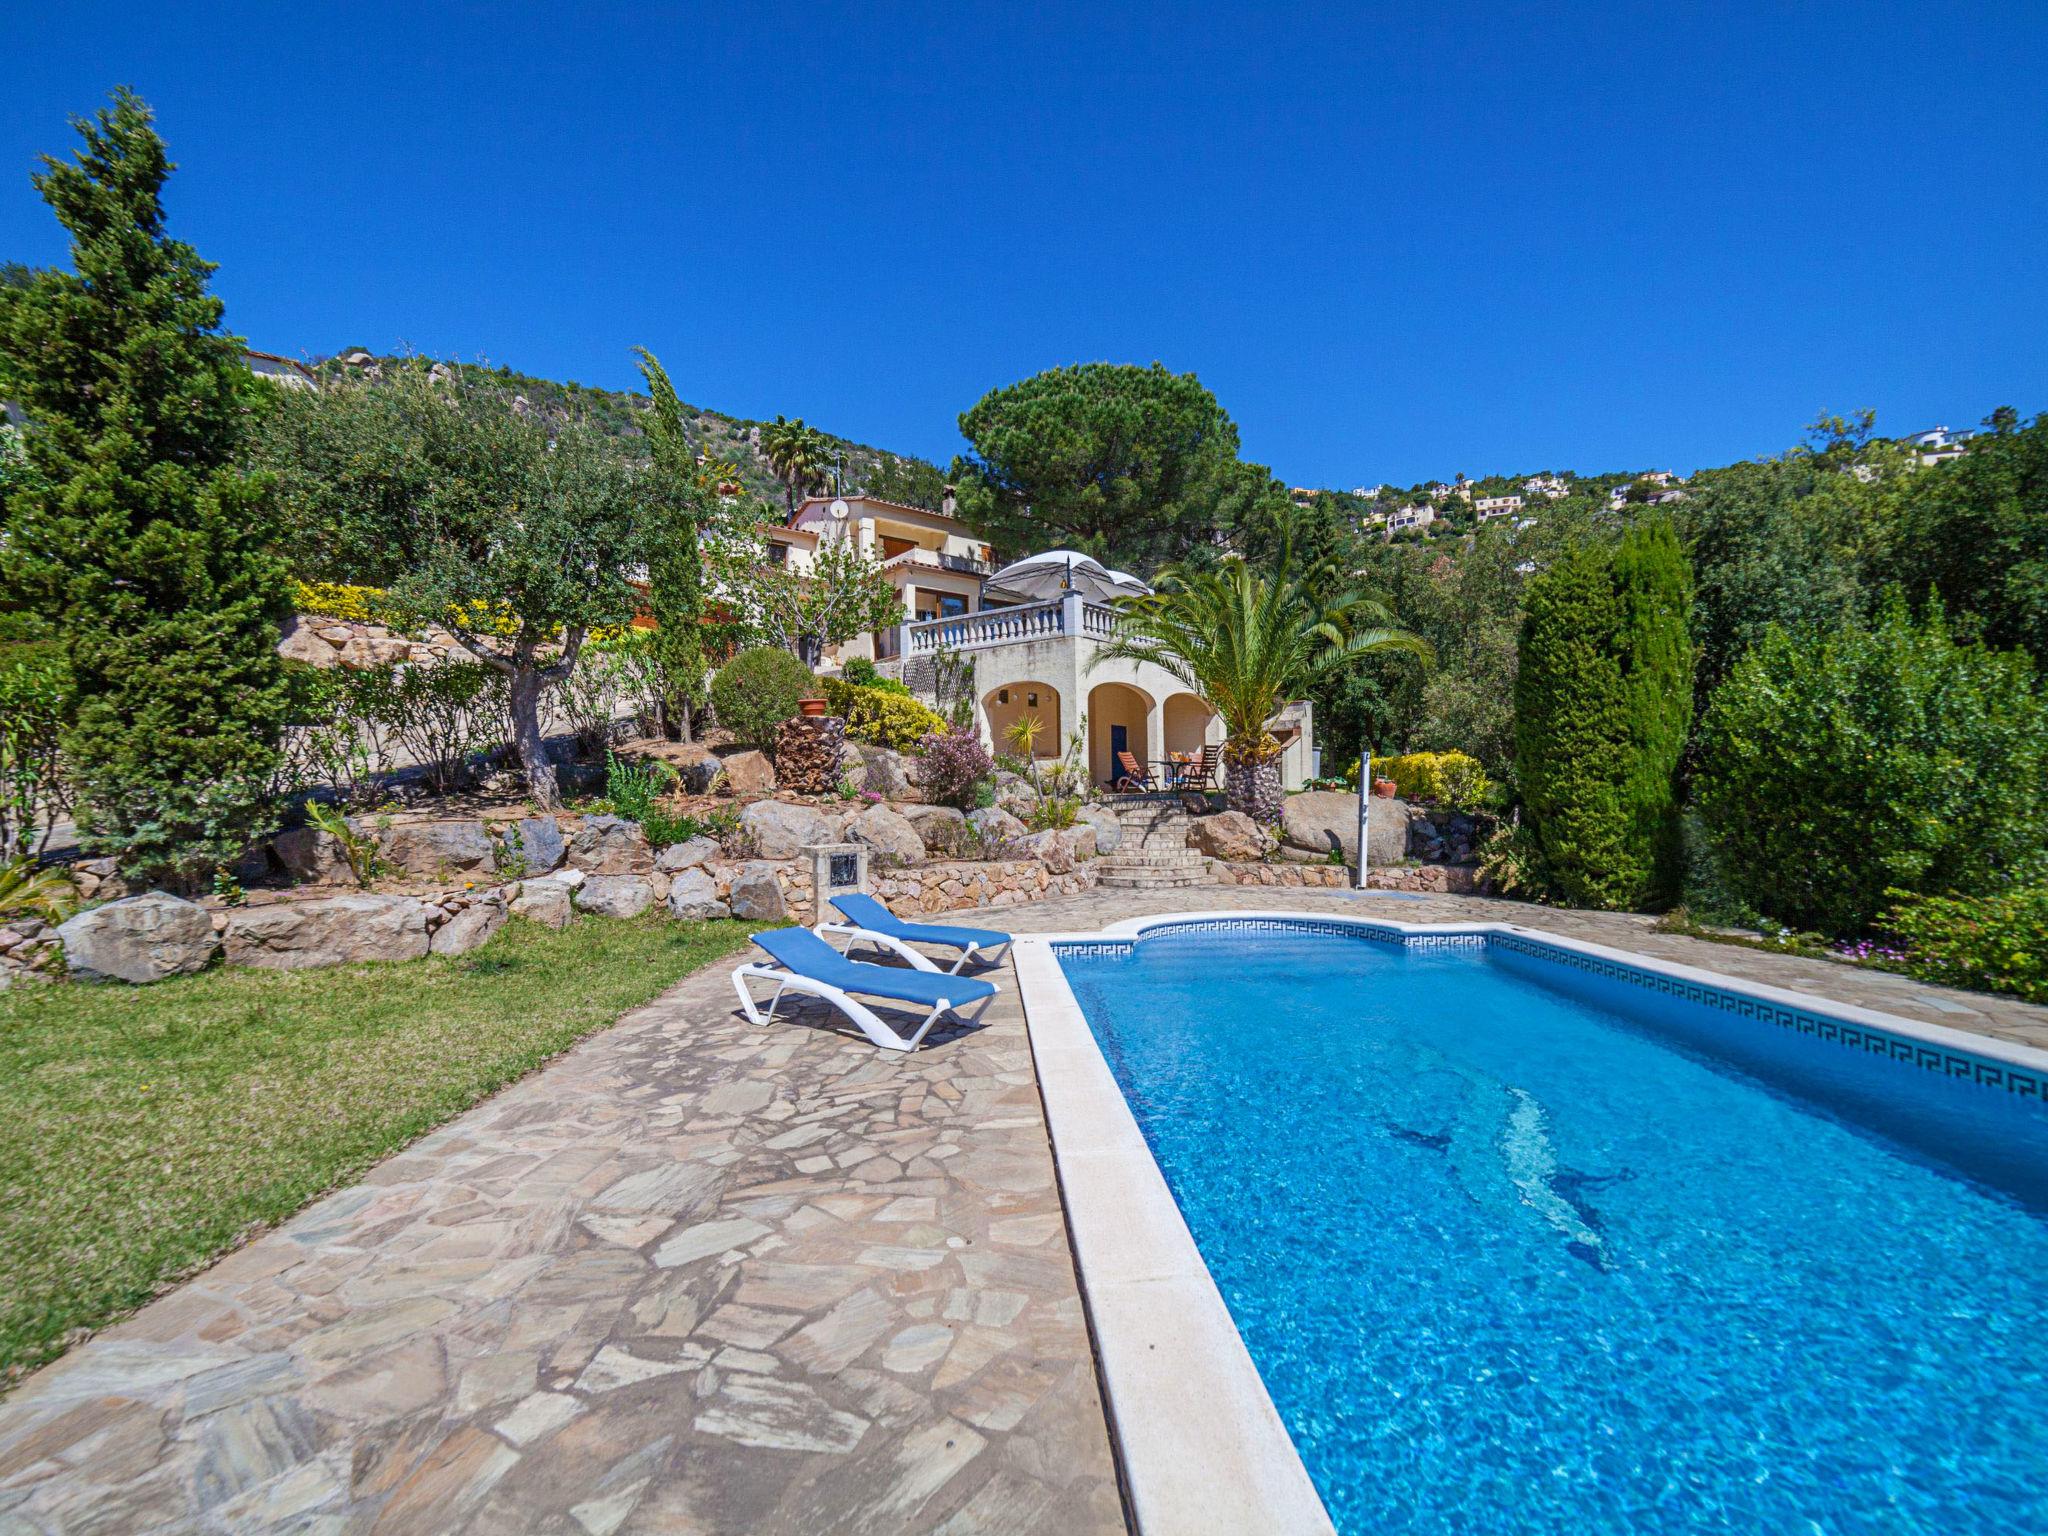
[1087,682,1156,786]
[983,682,1061,758]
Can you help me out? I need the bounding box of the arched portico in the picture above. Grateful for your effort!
[983,681,1061,758]
[1087,681,1156,786]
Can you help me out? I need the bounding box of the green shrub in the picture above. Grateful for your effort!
[710,647,813,752]
[604,751,679,825]
[840,655,880,688]
[1882,886,2048,1003]
[356,661,506,794]
[1513,521,1694,910]
[823,679,946,751]
[1694,599,2048,935]
[0,651,71,858]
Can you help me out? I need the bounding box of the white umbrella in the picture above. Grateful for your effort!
[982,550,1152,605]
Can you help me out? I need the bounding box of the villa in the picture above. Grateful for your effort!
[1522,474,1568,498]
[1473,493,1523,520]
[759,494,1315,791]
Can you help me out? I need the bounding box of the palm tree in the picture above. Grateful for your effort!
[760,415,830,515]
[1090,529,1429,823]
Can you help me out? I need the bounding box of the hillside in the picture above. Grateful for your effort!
[307,351,948,512]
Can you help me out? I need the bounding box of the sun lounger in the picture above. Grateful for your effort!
[730,926,999,1052]
[817,893,1014,974]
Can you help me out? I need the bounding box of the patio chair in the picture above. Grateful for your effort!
[1181,743,1222,792]
[731,927,999,1053]
[1115,750,1158,792]
[818,893,1013,974]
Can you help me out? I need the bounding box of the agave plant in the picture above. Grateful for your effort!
[1091,527,1429,824]
[0,856,82,925]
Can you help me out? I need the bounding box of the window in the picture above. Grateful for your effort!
[937,593,969,619]
[767,541,789,566]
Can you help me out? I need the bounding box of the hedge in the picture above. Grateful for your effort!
[823,679,946,751]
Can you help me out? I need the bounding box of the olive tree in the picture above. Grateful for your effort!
[257,366,666,807]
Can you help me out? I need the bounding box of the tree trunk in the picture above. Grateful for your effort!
[1224,742,1284,825]
[508,666,560,809]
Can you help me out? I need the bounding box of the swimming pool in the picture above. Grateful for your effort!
[1049,918,2048,1535]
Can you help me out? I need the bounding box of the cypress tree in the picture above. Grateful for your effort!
[1612,516,1695,904]
[0,90,291,883]
[1514,544,1637,906]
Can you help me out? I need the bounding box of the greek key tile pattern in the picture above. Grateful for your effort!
[1053,918,2046,1106]
[1490,932,2047,1104]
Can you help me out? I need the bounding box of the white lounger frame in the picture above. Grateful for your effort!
[813,921,1012,974]
[731,951,1000,1052]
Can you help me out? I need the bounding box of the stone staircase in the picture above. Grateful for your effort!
[1092,799,1213,891]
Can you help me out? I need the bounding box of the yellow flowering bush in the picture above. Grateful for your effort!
[1375,750,1490,809]
[292,580,381,622]
[824,679,947,751]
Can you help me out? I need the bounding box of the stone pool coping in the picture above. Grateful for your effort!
[1014,909,2048,1536]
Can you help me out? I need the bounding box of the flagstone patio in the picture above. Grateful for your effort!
[2,886,2040,1536]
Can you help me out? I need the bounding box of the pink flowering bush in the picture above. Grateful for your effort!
[918,726,994,811]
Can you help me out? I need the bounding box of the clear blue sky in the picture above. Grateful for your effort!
[6,3,2044,488]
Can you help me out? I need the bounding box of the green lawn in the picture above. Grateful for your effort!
[0,913,756,1386]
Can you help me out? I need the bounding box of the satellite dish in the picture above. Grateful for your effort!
[829,498,851,520]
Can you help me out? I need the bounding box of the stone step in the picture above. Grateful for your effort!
[1097,851,1204,869]
[1095,869,1211,890]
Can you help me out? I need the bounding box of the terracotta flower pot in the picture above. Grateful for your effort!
[798,697,828,718]
[1372,778,1398,798]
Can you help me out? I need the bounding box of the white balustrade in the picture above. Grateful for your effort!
[901,597,1126,655]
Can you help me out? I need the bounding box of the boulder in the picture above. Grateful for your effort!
[270,824,354,885]
[739,800,837,860]
[567,815,653,875]
[835,743,869,794]
[338,634,413,671]
[966,806,1027,851]
[377,818,495,879]
[1076,802,1123,854]
[655,836,721,872]
[855,745,921,801]
[666,869,730,921]
[500,815,566,875]
[58,892,219,984]
[1367,796,1412,867]
[846,804,926,866]
[719,750,777,798]
[900,803,968,856]
[1188,810,1274,862]
[277,614,337,666]
[509,878,575,930]
[727,863,786,921]
[431,895,508,956]
[1280,791,1361,865]
[574,875,656,919]
[992,771,1038,819]
[1015,831,1081,876]
[223,895,431,971]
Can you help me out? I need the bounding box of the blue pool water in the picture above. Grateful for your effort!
[1057,922,2048,1535]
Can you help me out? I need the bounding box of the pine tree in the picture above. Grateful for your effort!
[0,90,291,883]
[1611,516,1695,904]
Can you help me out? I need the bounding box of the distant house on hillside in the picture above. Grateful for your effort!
[1388,504,1436,534]
[1900,426,1973,467]
[1288,486,1320,505]
[245,349,317,390]
[1426,481,1470,503]
[1474,494,1523,521]
[1522,475,1568,499]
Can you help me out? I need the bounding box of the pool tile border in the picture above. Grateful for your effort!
[1018,910,2048,1535]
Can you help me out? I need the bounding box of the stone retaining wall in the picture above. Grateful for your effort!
[872,859,1099,916]
[1211,861,1481,894]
